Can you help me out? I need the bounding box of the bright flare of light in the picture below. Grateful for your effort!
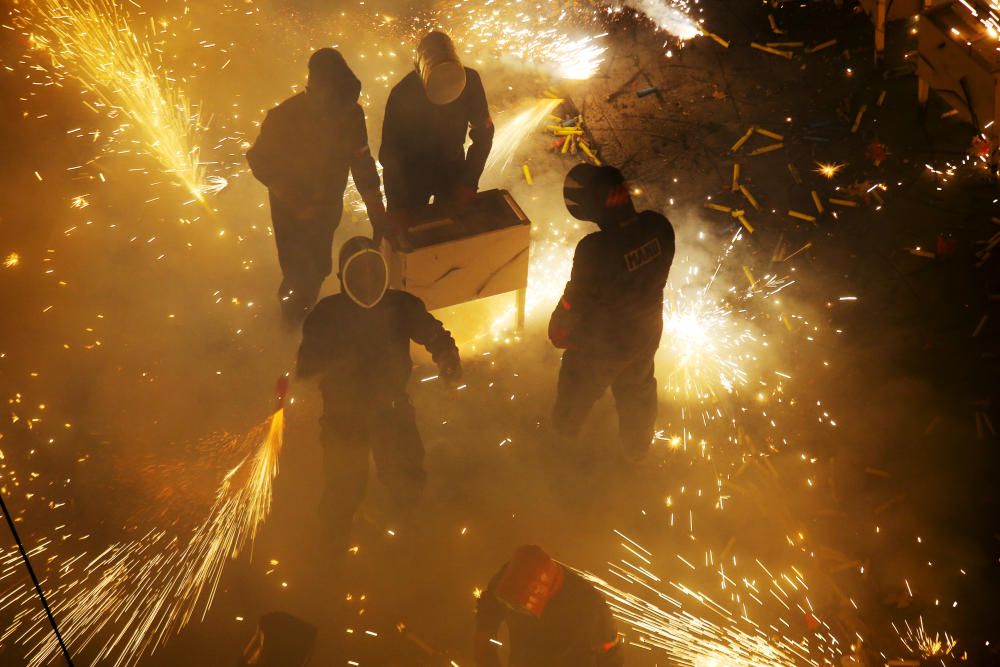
[20,408,285,667]
[624,0,702,40]
[3,252,19,268]
[25,0,207,200]
[814,162,845,179]
[483,98,564,177]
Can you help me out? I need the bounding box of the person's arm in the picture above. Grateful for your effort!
[474,568,507,667]
[589,595,623,667]
[548,236,600,348]
[248,109,313,214]
[296,302,339,379]
[379,86,408,209]
[461,70,494,190]
[347,105,387,233]
[403,294,461,380]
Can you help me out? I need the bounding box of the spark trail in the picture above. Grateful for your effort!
[23,0,214,200]
[14,408,284,667]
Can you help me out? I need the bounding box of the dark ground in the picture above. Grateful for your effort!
[1,0,998,665]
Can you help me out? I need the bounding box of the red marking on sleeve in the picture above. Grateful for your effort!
[560,298,571,311]
[600,637,620,652]
[354,145,371,157]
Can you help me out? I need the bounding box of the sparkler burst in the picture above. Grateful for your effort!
[22,0,208,201]
[580,534,843,666]
[12,408,284,667]
[484,98,564,176]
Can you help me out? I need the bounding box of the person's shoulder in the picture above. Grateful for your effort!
[639,210,675,238]
[386,289,426,309]
[307,293,348,320]
[576,229,604,252]
[464,67,483,84]
[391,71,420,95]
[272,92,308,116]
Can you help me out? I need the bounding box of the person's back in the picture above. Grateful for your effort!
[568,210,675,358]
[249,92,361,207]
[475,546,622,667]
[503,570,620,667]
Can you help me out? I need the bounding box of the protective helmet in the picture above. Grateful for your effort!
[338,237,388,308]
[495,545,565,617]
[563,163,635,229]
[416,31,466,105]
[307,48,362,103]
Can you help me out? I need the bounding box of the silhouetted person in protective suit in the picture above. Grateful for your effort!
[248,48,387,323]
[475,545,623,667]
[380,31,494,221]
[296,237,461,549]
[548,164,675,460]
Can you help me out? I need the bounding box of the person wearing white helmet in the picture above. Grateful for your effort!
[379,31,494,227]
[296,236,461,550]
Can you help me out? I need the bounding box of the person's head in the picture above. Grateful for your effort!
[415,31,466,105]
[563,163,636,231]
[307,48,361,106]
[338,237,388,308]
[495,545,565,617]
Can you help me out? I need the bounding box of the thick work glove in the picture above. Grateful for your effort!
[437,348,462,383]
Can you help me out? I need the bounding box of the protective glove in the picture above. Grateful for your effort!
[437,348,462,383]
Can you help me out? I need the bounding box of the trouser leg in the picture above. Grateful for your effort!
[552,351,614,437]
[370,398,426,514]
[270,193,340,322]
[319,430,370,553]
[611,355,658,456]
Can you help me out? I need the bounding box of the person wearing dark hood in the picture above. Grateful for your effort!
[247,48,387,323]
[296,236,461,550]
[474,545,623,667]
[548,164,675,461]
[379,31,494,222]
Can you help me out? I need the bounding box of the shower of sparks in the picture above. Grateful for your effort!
[897,617,958,660]
[484,98,564,176]
[12,408,284,667]
[814,162,845,179]
[621,0,703,40]
[661,231,792,411]
[21,0,209,200]
[579,534,843,666]
[3,252,19,268]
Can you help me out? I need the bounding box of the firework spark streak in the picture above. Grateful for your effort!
[23,0,212,200]
[13,409,284,667]
[579,535,842,666]
[483,98,564,176]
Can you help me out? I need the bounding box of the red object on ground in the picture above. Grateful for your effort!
[935,235,956,257]
[275,376,289,409]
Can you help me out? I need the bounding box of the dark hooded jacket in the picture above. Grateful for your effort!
[550,211,676,358]
[379,68,493,190]
[247,62,381,208]
[476,566,622,667]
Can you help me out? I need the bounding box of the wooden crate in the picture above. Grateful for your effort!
[382,189,531,324]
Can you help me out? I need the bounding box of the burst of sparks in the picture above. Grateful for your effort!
[898,616,958,660]
[483,98,564,176]
[814,162,845,179]
[23,0,208,201]
[3,252,19,268]
[579,534,843,666]
[13,408,284,667]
